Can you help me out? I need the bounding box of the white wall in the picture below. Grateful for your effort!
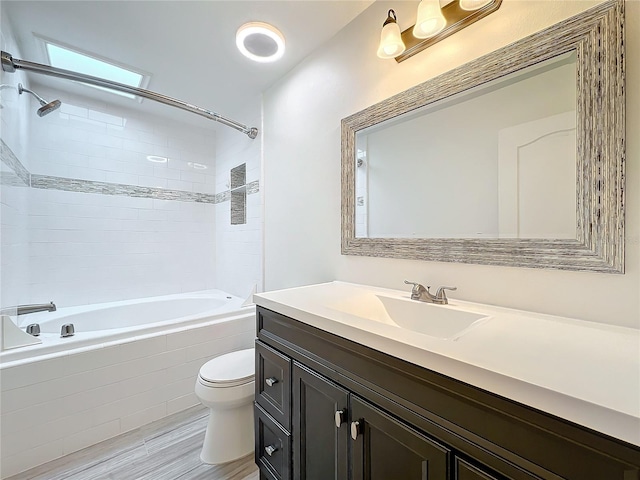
[263,0,640,328]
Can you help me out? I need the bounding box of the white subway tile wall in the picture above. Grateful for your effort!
[28,86,217,195]
[25,188,216,306]
[0,314,255,478]
[0,14,32,309]
[0,85,223,307]
[214,100,263,298]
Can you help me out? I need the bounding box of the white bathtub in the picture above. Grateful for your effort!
[2,290,251,363]
[0,290,256,478]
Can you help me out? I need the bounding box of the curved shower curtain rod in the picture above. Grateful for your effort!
[1,51,258,139]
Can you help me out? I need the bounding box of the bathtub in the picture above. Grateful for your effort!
[2,290,252,363]
[0,290,256,478]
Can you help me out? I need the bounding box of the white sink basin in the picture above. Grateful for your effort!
[329,294,489,340]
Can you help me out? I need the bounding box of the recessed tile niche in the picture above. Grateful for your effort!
[230,163,247,225]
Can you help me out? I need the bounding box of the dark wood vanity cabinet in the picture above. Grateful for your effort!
[255,307,640,480]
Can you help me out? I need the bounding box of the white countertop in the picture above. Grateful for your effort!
[254,281,640,447]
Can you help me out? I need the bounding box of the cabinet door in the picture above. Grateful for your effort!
[293,362,349,480]
[351,396,450,480]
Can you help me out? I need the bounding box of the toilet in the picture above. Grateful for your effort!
[194,348,255,464]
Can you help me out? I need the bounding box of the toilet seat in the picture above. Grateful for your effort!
[198,348,254,388]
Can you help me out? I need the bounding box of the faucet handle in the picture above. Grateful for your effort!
[435,286,457,304]
[404,280,431,300]
[404,280,430,291]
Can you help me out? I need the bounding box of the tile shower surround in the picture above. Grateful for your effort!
[0,138,259,306]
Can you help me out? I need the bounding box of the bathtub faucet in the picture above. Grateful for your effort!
[0,302,57,316]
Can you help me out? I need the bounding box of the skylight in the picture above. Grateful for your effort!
[45,42,146,99]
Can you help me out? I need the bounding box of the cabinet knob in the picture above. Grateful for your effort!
[265,377,278,387]
[335,409,346,428]
[265,444,277,456]
[350,420,361,440]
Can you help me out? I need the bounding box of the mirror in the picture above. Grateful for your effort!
[342,0,624,273]
[355,53,577,240]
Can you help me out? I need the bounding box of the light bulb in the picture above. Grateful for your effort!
[413,0,446,39]
[459,0,492,11]
[376,10,406,59]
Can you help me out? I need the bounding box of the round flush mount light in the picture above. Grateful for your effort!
[236,22,285,63]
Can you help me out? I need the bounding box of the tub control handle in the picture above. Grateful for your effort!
[26,323,40,336]
[60,323,75,338]
[265,377,278,387]
[265,445,277,456]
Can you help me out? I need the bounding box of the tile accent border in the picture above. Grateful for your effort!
[30,174,217,203]
[0,139,30,186]
[0,138,259,204]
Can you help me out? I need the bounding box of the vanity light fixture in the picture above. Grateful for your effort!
[413,0,447,38]
[376,10,405,59]
[459,0,493,11]
[236,22,285,63]
[377,0,502,63]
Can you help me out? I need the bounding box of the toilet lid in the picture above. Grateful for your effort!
[199,348,254,385]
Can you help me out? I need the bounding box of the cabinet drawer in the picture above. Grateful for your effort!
[256,340,291,430]
[255,403,291,480]
[455,457,501,480]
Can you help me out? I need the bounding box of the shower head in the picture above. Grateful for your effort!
[36,99,61,117]
[17,83,61,117]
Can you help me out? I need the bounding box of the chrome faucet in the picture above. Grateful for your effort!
[0,302,56,316]
[404,281,456,305]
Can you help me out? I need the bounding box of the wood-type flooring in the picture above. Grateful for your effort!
[6,406,258,480]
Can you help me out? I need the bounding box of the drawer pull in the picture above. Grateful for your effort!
[335,409,346,428]
[351,420,361,440]
[265,444,278,456]
[265,377,278,387]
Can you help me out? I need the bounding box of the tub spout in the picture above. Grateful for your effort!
[0,302,57,316]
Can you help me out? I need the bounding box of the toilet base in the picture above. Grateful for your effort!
[200,401,254,465]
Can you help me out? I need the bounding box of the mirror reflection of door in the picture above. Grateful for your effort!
[498,112,576,239]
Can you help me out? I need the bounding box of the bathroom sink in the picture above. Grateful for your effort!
[330,294,489,340]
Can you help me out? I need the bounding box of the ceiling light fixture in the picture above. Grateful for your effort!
[376,0,502,63]
[236,22,285,63]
